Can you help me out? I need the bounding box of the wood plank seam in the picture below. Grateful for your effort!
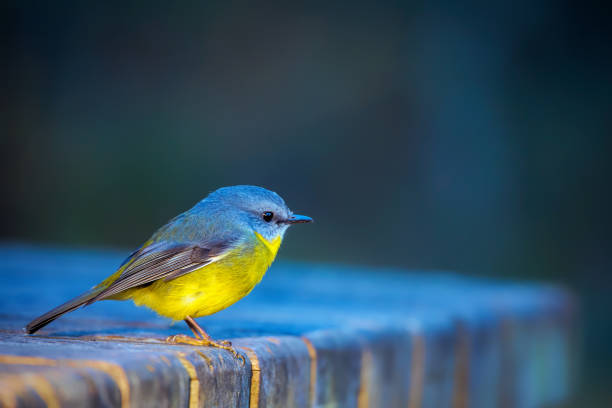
[408,333,425,408]
[300,337,317,407]
[0,354,130,408]
[0,372,60,408]
[452,322,470,408]
[357,348,373,408]
[176,353,200,408]
[239,347,260,408]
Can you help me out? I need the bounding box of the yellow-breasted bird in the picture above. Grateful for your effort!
[25,185,312,359]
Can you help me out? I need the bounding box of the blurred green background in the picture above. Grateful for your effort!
[2,1,610,406]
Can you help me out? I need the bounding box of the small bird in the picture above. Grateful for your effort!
[26,185,312,359]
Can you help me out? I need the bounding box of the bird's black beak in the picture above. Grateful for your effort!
[286,214,313,224]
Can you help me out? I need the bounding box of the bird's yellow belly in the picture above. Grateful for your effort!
[116,234,280,321]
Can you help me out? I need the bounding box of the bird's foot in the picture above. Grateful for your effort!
[165,334,203,346]
[165,335,244,364]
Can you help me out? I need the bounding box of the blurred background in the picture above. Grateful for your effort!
[2,1,610,406]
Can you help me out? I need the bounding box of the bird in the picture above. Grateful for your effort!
[25,185,312,359]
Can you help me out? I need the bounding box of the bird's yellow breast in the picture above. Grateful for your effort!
[115,232,282,320]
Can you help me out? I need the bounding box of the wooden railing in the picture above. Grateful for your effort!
[0,244,576,407]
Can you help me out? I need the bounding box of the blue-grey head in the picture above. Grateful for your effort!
[201,185,312,241]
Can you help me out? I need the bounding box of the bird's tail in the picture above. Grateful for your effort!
[25,287,104,334]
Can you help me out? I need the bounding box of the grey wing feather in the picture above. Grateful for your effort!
[87,239,237,304]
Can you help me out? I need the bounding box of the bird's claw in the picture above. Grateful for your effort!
[166,334,202,346]
[165,335,244,364]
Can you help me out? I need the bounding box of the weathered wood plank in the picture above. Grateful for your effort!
[0,244,576,407]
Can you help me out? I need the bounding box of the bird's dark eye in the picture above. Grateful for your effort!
[262,211,274,222]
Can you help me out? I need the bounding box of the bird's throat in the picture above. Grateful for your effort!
[254,231,282,256]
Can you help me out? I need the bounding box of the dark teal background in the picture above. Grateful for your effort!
[2,2,610,406]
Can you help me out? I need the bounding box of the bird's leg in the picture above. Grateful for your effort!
[184,316,232,346]
[184,315,205,340]
[166,316,242,363]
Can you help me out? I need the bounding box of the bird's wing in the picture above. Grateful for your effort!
[87,238,238,303]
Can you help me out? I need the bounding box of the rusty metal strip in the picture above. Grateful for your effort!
[408,333,425,408]
[176,353,200,408]
[0,354,130,408]
[357,348,373,408]
[301,337,317,407]
[452,322,470,408]
[240,347,261,408]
